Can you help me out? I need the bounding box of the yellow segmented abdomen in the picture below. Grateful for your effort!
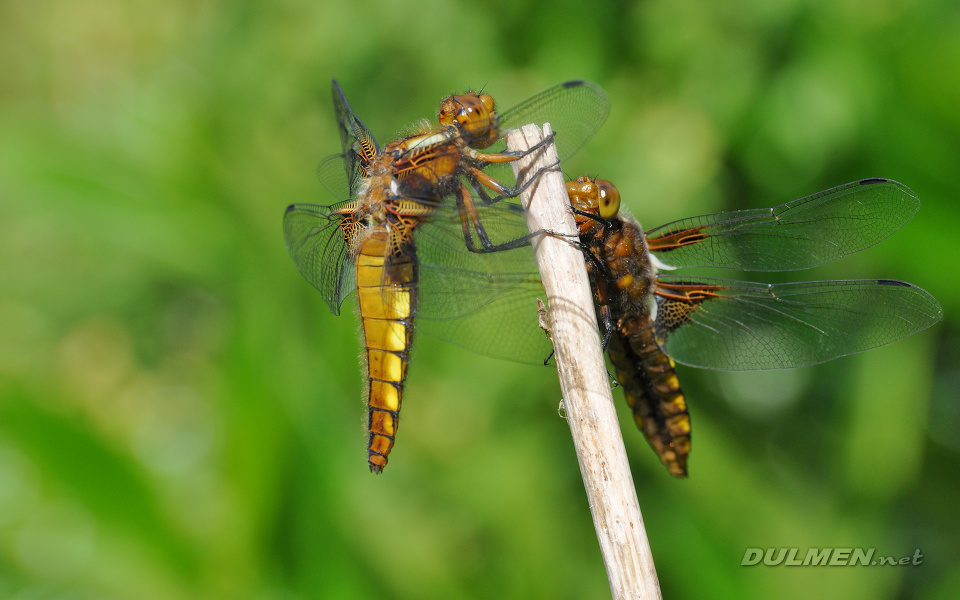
[355,229,417,473]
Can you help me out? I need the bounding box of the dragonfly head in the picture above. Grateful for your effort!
[566,176,621,221]
[438,92,498,148]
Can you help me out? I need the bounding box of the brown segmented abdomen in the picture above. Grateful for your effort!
[607,319,691,477]
[355,227,418,473]
[592,218,691,477]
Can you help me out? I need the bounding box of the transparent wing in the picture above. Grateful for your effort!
[497,80,610,163]
[331,79,379,196]
[413,202,553,365]
[645,179,920,271]
[469,81,609,194]
[390,81,609,202]
[316,153,351,200]
[283,202,356,316]
[653,276,943,370]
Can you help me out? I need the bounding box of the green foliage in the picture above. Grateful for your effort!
[1,0,958,598]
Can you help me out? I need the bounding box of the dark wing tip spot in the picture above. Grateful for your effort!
[859,177,888,185]
[285,204,297,214]
[563,80,585,88]
[878,279,911,287]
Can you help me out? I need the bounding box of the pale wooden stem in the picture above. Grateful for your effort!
[506,124,662,600]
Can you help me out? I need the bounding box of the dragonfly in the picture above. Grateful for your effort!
[318,79,609,253]
[285,80,607,472]
[566,176,943,477]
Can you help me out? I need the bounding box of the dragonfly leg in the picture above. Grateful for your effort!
[468,160,561,205]
[462,130,558,164]
[542,341,617,388]
[571,207,615,229]
[599,303,614,353]
[562,236,610,277]
[456,181,545,253]
[542,350,554,366]
[597,302,620,388]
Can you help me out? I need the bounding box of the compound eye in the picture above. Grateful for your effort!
[480,94,495,112]
[595,180,621,219]
[454,95,495,138]
[456,106,474,126]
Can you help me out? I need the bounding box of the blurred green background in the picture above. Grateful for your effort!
[1,0,958,598]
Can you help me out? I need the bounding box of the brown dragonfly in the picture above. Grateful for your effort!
[285,80,607,472]
[567,176,943,477]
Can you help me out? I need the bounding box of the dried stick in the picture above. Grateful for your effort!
[507,124,662,600]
